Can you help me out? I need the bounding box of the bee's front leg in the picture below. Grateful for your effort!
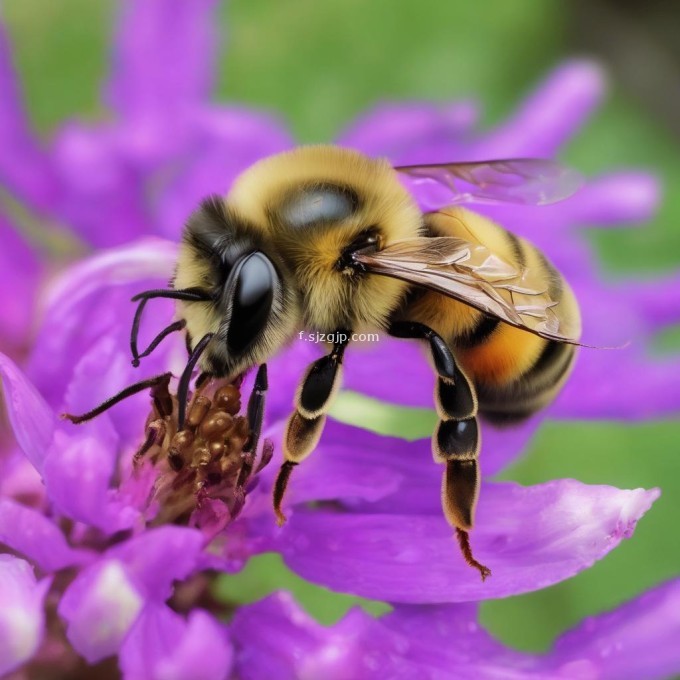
[273,331,351,525]
[62,372,174,425]
[237,364,268,486]
[389,321,490,580]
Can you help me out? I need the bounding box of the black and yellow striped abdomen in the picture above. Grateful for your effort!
[400,207,581,424]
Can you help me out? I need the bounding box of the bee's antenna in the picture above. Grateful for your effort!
[177,333,215,430]
[130,288,213,303]
[130,288,211,366]
[130,296,150,366]
[132,319,187,367]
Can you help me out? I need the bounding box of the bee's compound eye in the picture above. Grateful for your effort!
[227,252,277,354]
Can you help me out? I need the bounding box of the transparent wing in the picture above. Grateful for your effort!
[395,158,582,207]
[355,237,581,343]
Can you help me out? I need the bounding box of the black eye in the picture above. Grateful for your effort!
[280,184,359,228]
[337,227,382,271]
[226,252,277,354]
[347,228,380,252]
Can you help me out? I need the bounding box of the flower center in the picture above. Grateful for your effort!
[133,376,272,531]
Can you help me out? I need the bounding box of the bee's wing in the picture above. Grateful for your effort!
[394,159,582,207]
[355,236,581,343]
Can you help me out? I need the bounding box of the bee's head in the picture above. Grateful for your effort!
[174,198,301,378]
[226,145,423,332]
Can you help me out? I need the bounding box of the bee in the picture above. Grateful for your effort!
[67,145,583,579]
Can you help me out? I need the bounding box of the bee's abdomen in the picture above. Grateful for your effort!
[472,338,577,424]
[451,230,578,424]
[407,206,580,425]
[453,245,578,424]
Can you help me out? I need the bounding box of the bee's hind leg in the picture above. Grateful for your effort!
[389,321,490,580]
[273,331,351,525]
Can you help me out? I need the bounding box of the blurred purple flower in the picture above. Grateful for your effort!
[0,215,41,358]
[0,1,679,679]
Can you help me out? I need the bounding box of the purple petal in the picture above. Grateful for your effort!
[380,603,533,676]
[0,352,55,473]
[0,556,49,676]
[567,172,660,227]
[58,559,144,663]
[106,0,218,125]
[60,326,172,446]
[60,337,149,445]
[233,594,530,679]
[0,216,41,353]
[43,422,140,534]
[264,421,403,508]
[274,481,657,602]
[370,584,680,678]
[39,237,176,316]
[342,338,433,408]
[480,418,542,475]
[106,526,204,601]
[0,498,89,572]
[235,582,680,680]
[27,239,176,409]
[58,527,203,663]
[338,101,478,161]
[0,451,45,505]
[263,420,539,514]
[556,349,680,420]
[615,273,680,331]
[119,604,232,680]
[474,60,607,157]
[196,106,293,149]
[0,27,57,209]
[545,578,680,680]
[49,123,151,246]
[565,244,662,345]
[154,106,293,239]
[254,340,323,425]
[232,592,372,680]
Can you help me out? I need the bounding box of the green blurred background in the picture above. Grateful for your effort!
[3,0,680,653]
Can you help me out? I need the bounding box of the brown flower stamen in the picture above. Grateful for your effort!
[134,377,272,528]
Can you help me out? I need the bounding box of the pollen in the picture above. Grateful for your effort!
[133,376,273,528]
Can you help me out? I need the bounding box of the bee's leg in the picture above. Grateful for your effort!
[150,371,174,419]
[133,419,167,466]
[237,364,268,486]
[177,332,215,430]
[194,371,212,391]
[273,331,351,525]
[62,372,173,424]
[389,321,490,580]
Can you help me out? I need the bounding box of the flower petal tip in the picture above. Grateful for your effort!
[0,556,48,676]
[0,352,55,472]
[536,59,609,117]
[575,172,662,226]
[613,487,660,540]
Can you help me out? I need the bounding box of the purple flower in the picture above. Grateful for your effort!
[1,1,680,678]
[0,215,42,359]
[0,241,672,678]
[233,582,680,680]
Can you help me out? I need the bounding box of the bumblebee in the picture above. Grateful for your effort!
[68,145,583,579]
